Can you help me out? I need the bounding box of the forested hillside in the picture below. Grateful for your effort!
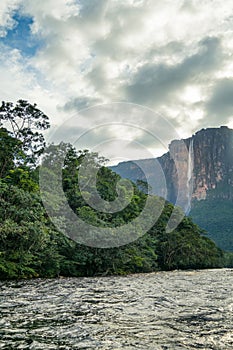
[0,100,231,280]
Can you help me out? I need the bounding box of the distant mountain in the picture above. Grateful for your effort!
[110,126,233,251]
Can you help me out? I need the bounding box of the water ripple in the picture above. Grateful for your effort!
[0,269,233,349]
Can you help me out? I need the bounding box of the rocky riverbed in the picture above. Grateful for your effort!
[0,269,233,349]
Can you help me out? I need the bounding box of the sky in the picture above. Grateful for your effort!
[0,0,233,163]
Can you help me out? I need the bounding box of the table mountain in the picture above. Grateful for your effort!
[110,126,233,251]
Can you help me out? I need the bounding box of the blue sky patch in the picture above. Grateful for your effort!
[0,12,42,57]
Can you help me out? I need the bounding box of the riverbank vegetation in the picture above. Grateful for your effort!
[0,100,232,280]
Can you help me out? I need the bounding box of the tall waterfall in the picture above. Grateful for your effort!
[187,139,194,183]
[186,138,194,213]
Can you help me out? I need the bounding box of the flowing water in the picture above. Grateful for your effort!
[187,138,194,211]
[0,269,233,349]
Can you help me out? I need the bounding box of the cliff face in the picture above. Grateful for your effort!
[111,126,233,250]
[111,126,233,209]
[191,126,233,200]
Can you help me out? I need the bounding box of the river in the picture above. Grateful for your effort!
[0,269,233,349]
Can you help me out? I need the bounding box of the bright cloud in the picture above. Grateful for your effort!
[0,0,20,37]
[0,0,233,160]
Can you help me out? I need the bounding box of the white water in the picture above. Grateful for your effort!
[186,138,194,213]
[187,139,194,183]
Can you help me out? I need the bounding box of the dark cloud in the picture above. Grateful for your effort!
[126,37,222,106]
[206,78,233,123]
[79,0,107,22]
[62,96,102,112]
[86,64,108,92]
[145,41,187,65]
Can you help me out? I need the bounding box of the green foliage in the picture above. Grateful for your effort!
[223,251,233,267]
[0,181,60,279]
[0,127,25,178]
[155,218,223,270]
[0,101,227,279]
[0,100,50,164]
[190,198,233,251]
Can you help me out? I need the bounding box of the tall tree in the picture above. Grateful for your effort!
[0,100,50,164]
[0,127,24,178]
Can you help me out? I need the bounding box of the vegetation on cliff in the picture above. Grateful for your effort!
[190,198,233,252]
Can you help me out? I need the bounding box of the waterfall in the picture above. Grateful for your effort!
[186,138,194,213]
[187,139,194,183]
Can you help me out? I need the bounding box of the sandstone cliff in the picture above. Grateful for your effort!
[111,126,233,209]
[110,126,233,250]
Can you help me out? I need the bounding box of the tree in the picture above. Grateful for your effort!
[0,127,24,178]
[0,180,60,279]
[0,100,50,164]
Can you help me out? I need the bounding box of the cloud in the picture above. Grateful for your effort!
[62,96,102,111]
[126,37,222,106]
[0,42,66,126]
[206,78,233,123]
[47,102,185,165]
[0,0,233,161]
[78,0,107,22]
[0,0,20,37]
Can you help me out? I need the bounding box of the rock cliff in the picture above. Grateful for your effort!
[110,126,233,250]
[111,126,233,208]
